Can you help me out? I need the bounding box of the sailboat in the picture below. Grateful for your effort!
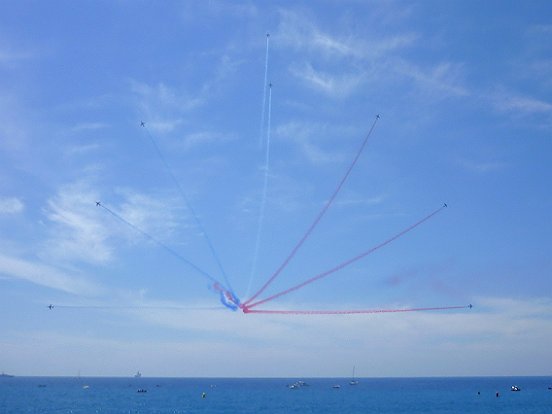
[349,366,359,385]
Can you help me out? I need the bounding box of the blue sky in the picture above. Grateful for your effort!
[1,1,551,377]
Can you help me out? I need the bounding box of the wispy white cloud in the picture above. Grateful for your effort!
[130,81,203,127]
[64,143,100,157]
[146,119,184,134]
[457,158,508,173]
[70,122,108,132]
[277,9,417,60]
[529,24,552,35]
[206,54,243,89]
[492,92,552,116]
[275,120,359,164]
[0,196,24,214]
[276,9,421,99]
[393,59,469,98]
[486,89,552,130]
[301,141,340,164]
[130,51,244,123]
[529,59,552,87]
[130,53,242,136]
[277,10,344,57]
[43,181,112,265]
[130,81,197,110]
[289,62,365,98]
[0,95,30,154]
[336,193,387,208]
[115,190,187,244]
[276,9,471,103]
[0,253,101,295]
[41,179,188,268]
[0,45,34,64]
[178,130,236,150]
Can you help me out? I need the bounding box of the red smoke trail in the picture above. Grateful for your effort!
[245,204,447,310]
[243,304,472,315]
[244,115,380,306]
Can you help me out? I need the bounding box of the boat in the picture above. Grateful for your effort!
[137,388,147,393]
[0,372,14,378]
[349,366,359,385]
[134,371,142,378]
[332,384,341,389]
[511,385,521,392]
[288,380,309,389]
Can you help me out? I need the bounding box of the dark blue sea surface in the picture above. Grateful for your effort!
[1,376,551,413]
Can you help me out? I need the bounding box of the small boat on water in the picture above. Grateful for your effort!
[134,371,142,378]
[511,385,521,392]
[0,372,14,378]
[332,384,341,389]
[288,380,309,389]
[349,366,359,385]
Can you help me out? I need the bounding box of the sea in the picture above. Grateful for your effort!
[1,376,551,414]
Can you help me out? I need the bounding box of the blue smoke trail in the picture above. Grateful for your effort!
[48,304,225,311]
[97,201,221,286]
[139,124,237,300]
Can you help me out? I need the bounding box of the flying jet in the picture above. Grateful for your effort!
[376,114,380,119]
[48,304,54,310]
[96,201,101,206]
[443,203,448,208]
[140,121,145,127]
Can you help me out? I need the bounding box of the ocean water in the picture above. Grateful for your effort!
[1,376,551,414]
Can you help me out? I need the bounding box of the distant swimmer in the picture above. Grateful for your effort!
[202,392,207,398]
